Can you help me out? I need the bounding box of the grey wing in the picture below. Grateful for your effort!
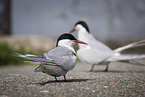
[44,47,77,70]
[44,46,74,58]
[13,53,58,65]
[53,55,77,71]
[13,53,51,62]
[13,47,70,62]
[13,47,77,70]
[24,55,77,70]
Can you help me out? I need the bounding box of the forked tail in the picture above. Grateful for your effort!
[114,39,145,53]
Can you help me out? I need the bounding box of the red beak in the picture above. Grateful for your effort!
[73,40,87,45]
[70,28,75,33]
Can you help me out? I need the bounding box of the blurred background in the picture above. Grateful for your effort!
[0,0,145,66]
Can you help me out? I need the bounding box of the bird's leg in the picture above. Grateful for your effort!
[54,77,58,82]
[104,63,109,71]
[63,75,67,81]
[63,75,71,82]
[89,65,95,72]
[63,75,68,82]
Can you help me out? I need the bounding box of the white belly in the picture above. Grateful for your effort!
[77,46,113,65]
[43,65,68,77]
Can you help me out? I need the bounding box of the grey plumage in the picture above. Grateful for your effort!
[14,46,77,74]
[44,46,76,71]
[13,33,87,81]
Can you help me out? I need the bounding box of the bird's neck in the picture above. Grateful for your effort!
[58,40,75,53]
[78,28,90,41]
[77,29,91,48]
[62,45,75,53]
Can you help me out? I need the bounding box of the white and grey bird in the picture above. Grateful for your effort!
[13,33,87,81]
[70,21,145,72]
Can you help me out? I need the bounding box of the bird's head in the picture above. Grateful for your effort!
[70,21,90,34]
[56,33,87,47]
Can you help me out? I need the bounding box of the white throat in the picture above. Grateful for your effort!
[76,25,90,41]
[76,25,90,49]
[58,39,75,53]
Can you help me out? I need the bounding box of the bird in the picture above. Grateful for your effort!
[70,21,145,72]
[13,33,87,81]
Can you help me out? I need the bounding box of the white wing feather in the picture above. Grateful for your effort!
[108,54,145,61]
[114,39,145,53]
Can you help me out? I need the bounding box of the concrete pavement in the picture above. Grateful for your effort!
[0,60,145,97]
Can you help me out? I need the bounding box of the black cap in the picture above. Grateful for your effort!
[56,33,77,47]
[75,21,90,33]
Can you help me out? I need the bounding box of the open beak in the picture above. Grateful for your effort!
[70,28,76,33]
[73,40,87,45]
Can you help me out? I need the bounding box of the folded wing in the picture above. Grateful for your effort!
[13,46,76,71]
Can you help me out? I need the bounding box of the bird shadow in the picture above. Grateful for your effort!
[91,70,145,73]
[30,78,92,86]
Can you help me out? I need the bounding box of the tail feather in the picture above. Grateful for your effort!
[24,61,45,64]
[34,66,42,72]
[108,54,145,61]
[114,39,145,53]
[24,61,59,66]
[13,53,52,62]
[120,60,145,66]
[13,53,60,66]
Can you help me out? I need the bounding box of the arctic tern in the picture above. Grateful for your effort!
[70,21,145,72]
[13,33,87,81]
